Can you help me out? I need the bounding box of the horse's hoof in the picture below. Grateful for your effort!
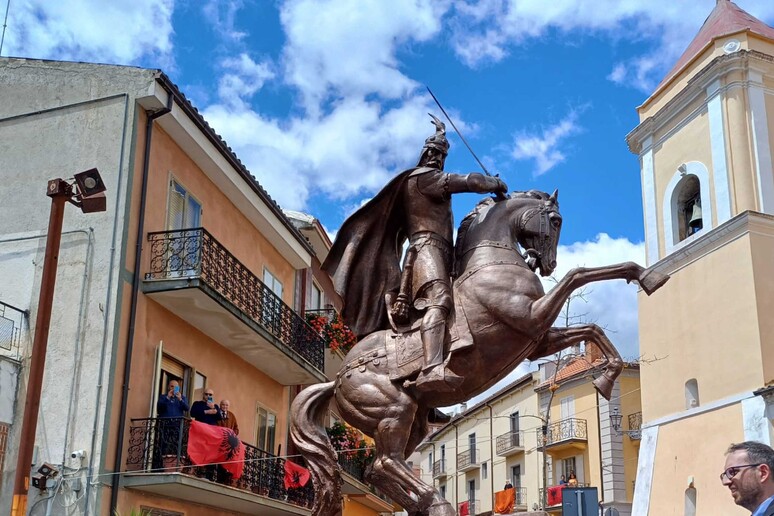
[593,375,613,401]
[638,268,669,295]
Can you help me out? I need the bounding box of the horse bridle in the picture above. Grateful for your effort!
[518,201,558,270]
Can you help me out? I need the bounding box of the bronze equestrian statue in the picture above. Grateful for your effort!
[290,115,669,516]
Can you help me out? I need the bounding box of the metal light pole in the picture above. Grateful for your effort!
[11,171,106,516]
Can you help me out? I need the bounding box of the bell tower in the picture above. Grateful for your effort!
[626,1,774,515]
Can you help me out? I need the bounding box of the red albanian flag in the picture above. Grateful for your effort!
[284,459,311,489]
[547,485,563,506]
[187,420,245,479]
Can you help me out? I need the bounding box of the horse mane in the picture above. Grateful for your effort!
[453,190,554,277]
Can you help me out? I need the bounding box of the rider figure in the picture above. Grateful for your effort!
[394,115,508,392]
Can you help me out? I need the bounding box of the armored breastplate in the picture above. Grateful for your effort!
[404,173,453,243]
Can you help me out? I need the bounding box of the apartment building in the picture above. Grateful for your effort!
[0,57,331,515]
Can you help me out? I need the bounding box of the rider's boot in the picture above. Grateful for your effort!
[415,322,463,393]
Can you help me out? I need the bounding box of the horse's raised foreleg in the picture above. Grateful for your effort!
[531,262,668,325]
[528,325,623,400]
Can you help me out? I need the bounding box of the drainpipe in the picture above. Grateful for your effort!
[486,403,494,507]
[596,391,604,505]
[109,91,173,514]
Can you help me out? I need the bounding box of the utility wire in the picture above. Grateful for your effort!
[0,0,10,57]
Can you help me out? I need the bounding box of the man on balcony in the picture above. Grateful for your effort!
[217,399,239,435]
[191,389,221,426]
[157,379,189,418]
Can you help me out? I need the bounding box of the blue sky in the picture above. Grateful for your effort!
[4,0,774,387]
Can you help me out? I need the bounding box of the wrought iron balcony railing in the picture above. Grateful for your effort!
[0,300,26,359]
[456,449,479,470]
[496,430,524,455]
[337,452,390,502]
[432,458,447,477]
[145,228,324,371]
[544,418,587,446]
[126,417,314,508]
[628,411,642,440]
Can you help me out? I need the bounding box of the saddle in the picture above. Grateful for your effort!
[383,307,473,382]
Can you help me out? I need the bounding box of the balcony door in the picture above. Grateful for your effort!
[468,433,476,464]
[510,411,520,446]
[262,268,284,335]
[166,178,202,277]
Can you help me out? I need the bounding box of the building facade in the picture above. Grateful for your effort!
[626,1,774,514]
[418,372,544,515]
[537,351,641,516]
[0,57,335,515]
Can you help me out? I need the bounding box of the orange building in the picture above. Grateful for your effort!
[0,57,341,515]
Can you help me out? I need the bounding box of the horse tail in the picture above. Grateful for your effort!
[289,381,342,516]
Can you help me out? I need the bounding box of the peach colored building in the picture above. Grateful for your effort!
[0,57,344,515]
[626,2,774,514]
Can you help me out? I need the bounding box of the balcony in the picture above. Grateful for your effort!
[456,449,480,472]
[0,300,25,360]
[514,486,527,509]
[496,430,525,457]
[458,499,479,516]
[143,228,326,385]
[628,411,642,441]
[336,453,394,512]
[432,459,447,479]
[124,417,314,515]
[540,418,587,454]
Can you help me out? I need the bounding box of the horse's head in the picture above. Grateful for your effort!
[455,190,562,277]
[509,190,562,276]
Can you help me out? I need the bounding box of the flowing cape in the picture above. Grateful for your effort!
[323,168,424,338]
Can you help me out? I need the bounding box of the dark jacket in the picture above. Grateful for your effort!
[157,394,189,418]
[190,400,222,425]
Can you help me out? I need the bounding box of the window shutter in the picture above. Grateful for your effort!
[161,354,185,379]
[167,181,185,230]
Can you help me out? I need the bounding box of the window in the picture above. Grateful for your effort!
[256,406,277,453]
[440,484,446,500]
[560,396,575,420]
[429,451,434,470]
[562,457,577,483]
[156,354,195,415]
[262,269,284,334]
[468,479,475,503]
[167,179,202,230]
[440,444,446,463]
[685,487,697,516]
[512,465,521,487]
[482,462,488,479]
[166,179,202,276]
[685,379,700,409]
[469,433,476,463]
[309,282,323,311]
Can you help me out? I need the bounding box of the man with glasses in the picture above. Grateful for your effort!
[721,441,774,515]
[191,388,221,426]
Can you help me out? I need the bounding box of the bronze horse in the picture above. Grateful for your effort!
[290,191,667,516]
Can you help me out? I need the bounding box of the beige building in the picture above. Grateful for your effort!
[418,372,544,515]
[416,358,641,515]
[537,350,641,516]
[626,1,774,514]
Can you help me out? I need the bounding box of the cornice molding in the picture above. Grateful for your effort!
[627,50,774,155]
[648,210,774,275]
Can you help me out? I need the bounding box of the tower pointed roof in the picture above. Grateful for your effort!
[656,0,774,91]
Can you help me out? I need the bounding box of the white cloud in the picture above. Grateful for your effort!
[448,0,774,91]
[279,0,448,112]
[511,108,584,176]
[2,0,175,65]
[542,233,646,361]
[202,0,247,42]
[217,53,275,109]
